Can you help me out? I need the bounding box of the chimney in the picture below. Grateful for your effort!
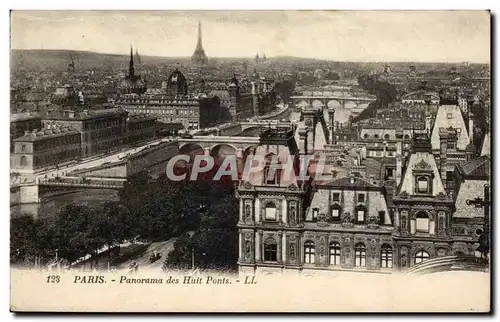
[298,127,309,154]
[395,141,402,186]
[425,116,432,134]
[24,130,29,136]
[439,132,448,181]
[468,113,474,140]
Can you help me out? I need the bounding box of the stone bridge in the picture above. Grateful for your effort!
[177,136,261,157]
[11,177,126,204]
[290,92,376,109]
[195,119,293,137]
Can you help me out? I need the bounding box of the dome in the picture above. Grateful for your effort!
[166,69,188,95]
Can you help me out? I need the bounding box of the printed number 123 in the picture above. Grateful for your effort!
[46,275,60,283]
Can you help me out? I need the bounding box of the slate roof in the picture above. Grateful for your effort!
[457,155,490,179]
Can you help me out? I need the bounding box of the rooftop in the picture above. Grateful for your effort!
[457,155,490,179]
[14,126,79,142]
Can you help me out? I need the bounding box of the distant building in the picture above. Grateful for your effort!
[11,126,82,171]
[10,113,42,152]
[401,91,440,105]
[11,108,156,171]
[116,69,202,130]
[118,47,146,95]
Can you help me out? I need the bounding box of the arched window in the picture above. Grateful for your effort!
[384,134,390,140]
[415,250,430,264]
[364,133,369,139]
[416,211,430,233]
[380,244,393,268]
[374,134,379,139]
[20,156,27,167]
[404,134,410,140]
[265,202,277,221]
[263,238,277,262]
[416,176,430,194]
[304,241,315,264]
[354,243,366,267]
[329,242,341,266]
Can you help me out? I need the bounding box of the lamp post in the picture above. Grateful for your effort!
[466,184,490,260]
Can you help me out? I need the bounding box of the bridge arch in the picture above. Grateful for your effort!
[210,144,238,160]
[311,99,325,109]
[179,143,204,156]
[326,99,342,108]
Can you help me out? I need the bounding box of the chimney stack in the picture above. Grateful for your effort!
[439,131,448,181]
[395,141,403,186]
[468,113,474,141]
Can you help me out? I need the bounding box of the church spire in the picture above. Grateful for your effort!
[129,45,135,77]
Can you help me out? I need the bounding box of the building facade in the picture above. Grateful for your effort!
[11,126,82,171]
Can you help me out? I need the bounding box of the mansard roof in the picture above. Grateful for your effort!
[457,155,490,179]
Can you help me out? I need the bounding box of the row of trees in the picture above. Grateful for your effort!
[11,170,239,270]
[353,74,398,122]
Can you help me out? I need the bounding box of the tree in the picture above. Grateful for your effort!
[10,215,53,266]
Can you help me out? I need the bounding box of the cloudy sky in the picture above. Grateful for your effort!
[10,10,490,63]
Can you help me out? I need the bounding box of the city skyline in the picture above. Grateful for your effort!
[11,10,491,63]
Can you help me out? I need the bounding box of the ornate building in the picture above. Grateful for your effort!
[237,128,311,275]
[392,133,456,271]
[118,47,146,95]
[191,22,208,65]
[115,69,202,130]
[237,102,487,275]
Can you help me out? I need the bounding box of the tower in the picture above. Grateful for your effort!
[129,46,135,77]
[191,22,209,65]
[67,53,75,73]
[134,48,141,65]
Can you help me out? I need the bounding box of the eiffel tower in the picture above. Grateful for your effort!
[191,22,208,65]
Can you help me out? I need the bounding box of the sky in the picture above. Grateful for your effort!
[10,10,491,63]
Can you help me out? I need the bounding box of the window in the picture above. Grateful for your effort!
[331,208,340,219]
[312,208,319,221]
[380,244,393,268]
[355,243,366,267]
[384,134,390,140]
[20,156,27,167]
[378,211,386,224]
[416,212,430,233]
[332,193,340,202]
[416,176,430,194]
[329,242,341,266]
[374,134,379,139]
[447,113,453,119]
[21,144,26,152]
[364,134,369,139]
[357,194,365,203]
[265,203,277,221]
[415,250,430,264]
[264,238,277,262]
[386,168,394,179]
[357,208,365,223]
[404,134,410,140]
[304,241,315,264]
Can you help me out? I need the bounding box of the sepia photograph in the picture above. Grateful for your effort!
[8,9,491,313]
